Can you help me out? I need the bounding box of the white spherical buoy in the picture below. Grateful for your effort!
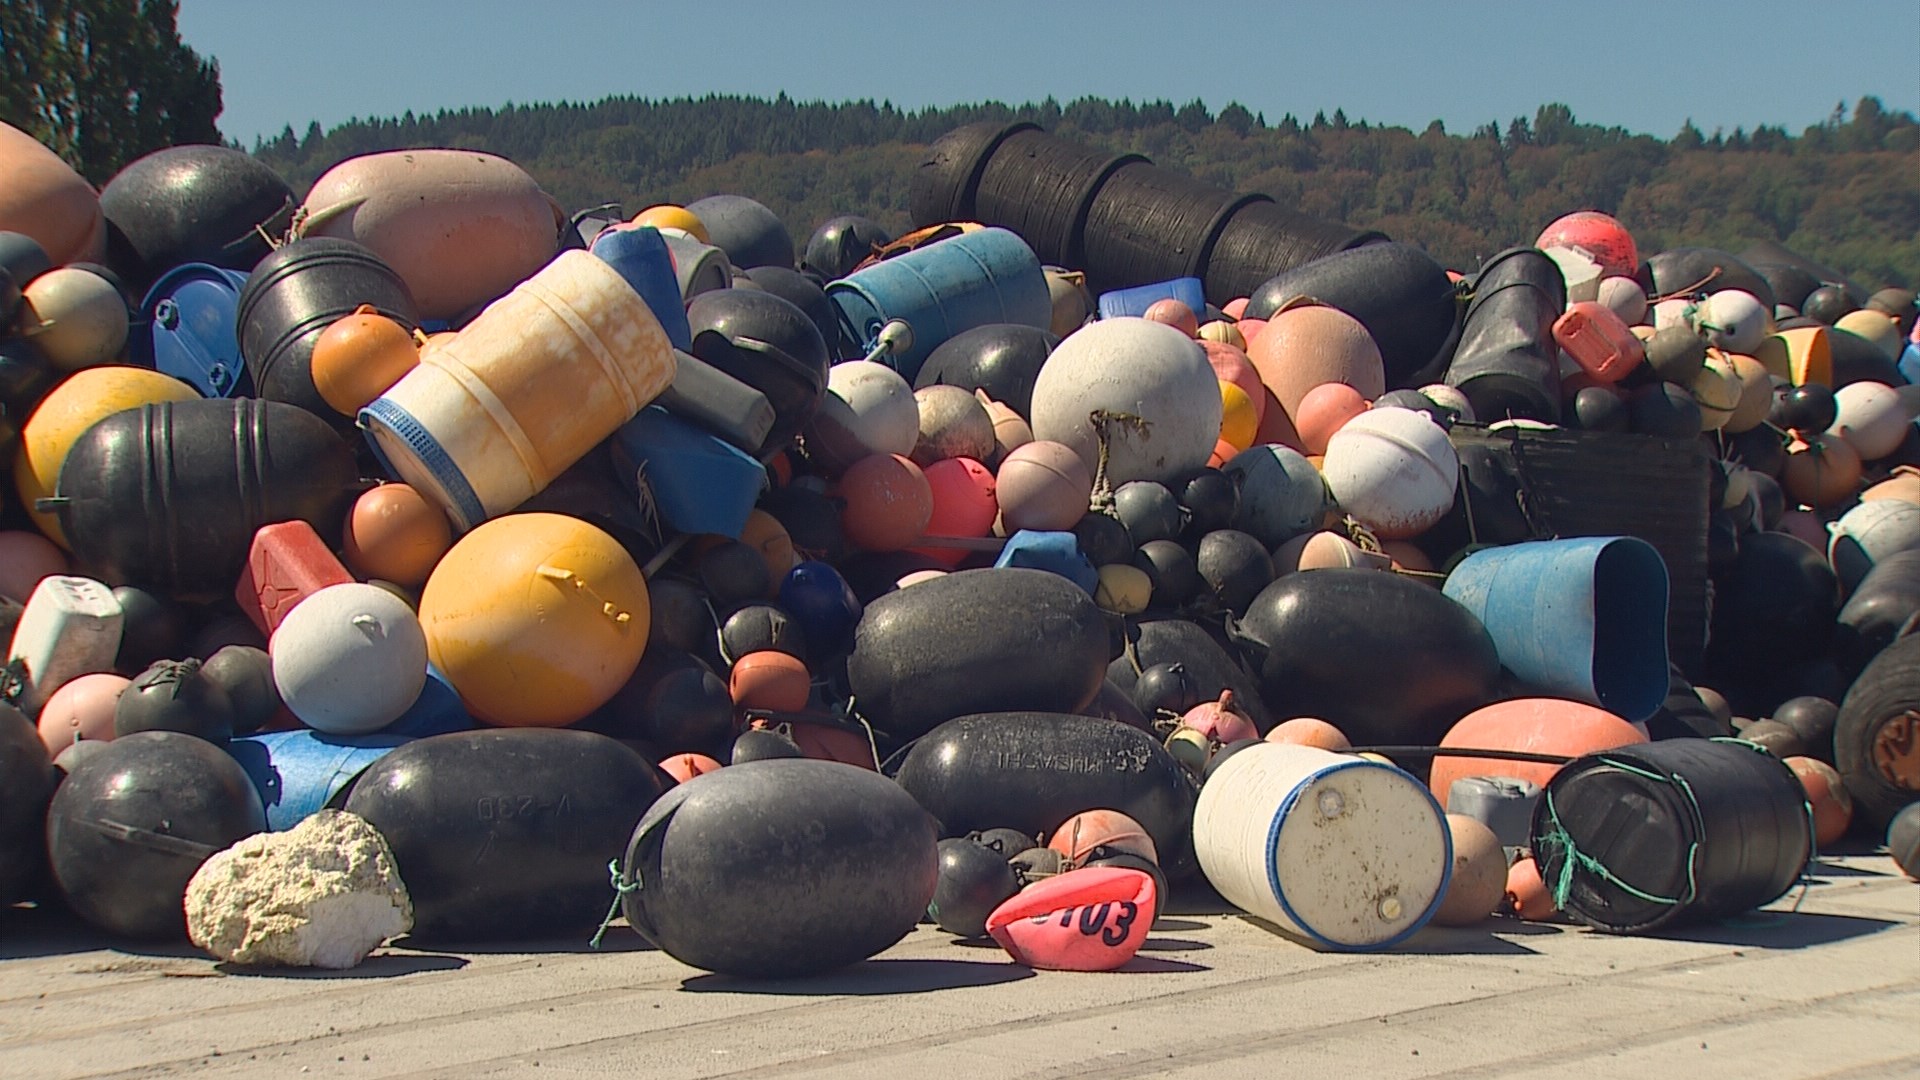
[271,583,429,735]
[820,360,920,458]
[1596,276,1649,327]
[1029,317,1222,486]
[1829,381,1914,462]
[1829,498,1920,592]
[20,266,130,372]
[1701,290,1770,355]
[1321,407,1459,540]
[1418,384,1476,423]
[1651,297,1695,331]
[1836,310,1903,361]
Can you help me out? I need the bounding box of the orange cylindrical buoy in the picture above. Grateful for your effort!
[1785,756,1853,846]
[837,453,933,552]
[310,305,420,416]
[1430,698,1646,809]
[728,650,812,713]
[1264,716,1353,750]
[1046,808,1158,865]
[419,513,649,728]
[342,483,453,588]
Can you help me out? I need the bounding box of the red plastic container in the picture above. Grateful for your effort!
[236,521,353,636]
[1553,301,1645,384]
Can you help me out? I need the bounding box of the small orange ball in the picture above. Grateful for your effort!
[311,304,419,415]
[728,650,811,713]
[1142,298,1199,337]
[659,752,724,784]
[342,483,454,588]
[1506,855,1558,921]
[1785,756,1853,846]
[837,453,933,552]
[1293,382,1370,456]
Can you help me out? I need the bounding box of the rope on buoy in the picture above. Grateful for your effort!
[588,859,641,950]
[1087,409,1151,514]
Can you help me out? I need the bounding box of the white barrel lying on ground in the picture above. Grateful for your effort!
[1194,742,1451,950]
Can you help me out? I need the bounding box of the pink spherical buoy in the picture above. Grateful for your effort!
[1222,297,1250,320]
[1235,317,1267,348]
[1293,382,1371,456]
[912,457,998,567]
[1202,339,1266,425]
[1248,304,1385,422]
[1535,211,1639,279]
[837,453,933,553]
[0,530,68,602]
[996,440,1093,533]
[1142,298,1199,337]
[36,672,130,757]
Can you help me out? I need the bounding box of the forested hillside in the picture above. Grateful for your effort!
[251,94,1920,289]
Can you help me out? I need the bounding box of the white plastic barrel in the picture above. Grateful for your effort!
[6,576,123,716]
[361,250,677,532]
[1193,742,1451,950]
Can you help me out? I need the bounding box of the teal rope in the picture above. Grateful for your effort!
[588,859,639,950]
[1535,754,1703,912]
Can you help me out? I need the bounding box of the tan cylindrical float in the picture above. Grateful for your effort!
[361,251,676,532]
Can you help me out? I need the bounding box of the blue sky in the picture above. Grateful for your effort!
[179,0,1919,146]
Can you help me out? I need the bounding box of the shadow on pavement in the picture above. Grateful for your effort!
[1240,915,1545,956]
[1650,910,1901,950]
[215,953,469,979]
[681,957,1036,995]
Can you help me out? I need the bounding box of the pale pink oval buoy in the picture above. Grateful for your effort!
[1222,297,1250,320]
[1247,304,1384,423]
[996,440,1092,533]
[1142,298,1199,337]
[36,672,130,756]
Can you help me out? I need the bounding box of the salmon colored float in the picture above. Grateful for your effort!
[985,866,1157,971]
[1429,698,1647,810]
[0,121,105,264]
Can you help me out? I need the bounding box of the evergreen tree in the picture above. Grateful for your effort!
[0,0,222,182]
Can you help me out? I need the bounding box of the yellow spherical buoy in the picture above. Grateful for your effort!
[632,205,708,244]
[1197,320,1246,350]
[1836,309,1903,361]
[1688,354,1742,432]
[14,366,196,546]
[311,304,420,416]
[1722,353,1774,433]
[419,513,650,728]
[1218,380,1258,451]
[1094,563,1152,615]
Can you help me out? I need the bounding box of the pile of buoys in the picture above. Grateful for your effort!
[1,114,1916,979]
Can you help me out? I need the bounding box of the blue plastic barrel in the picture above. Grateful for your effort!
[994,530,1099,595]
[1097,277,1206,321]
[610,405,767,538]
[135,263,253,397]
[386,666,476,739]
[1900,341,1919,386]
[1442,536,1670,722]
[827,227,1051,382]
[591,226,694,352]
[228,729,412,831]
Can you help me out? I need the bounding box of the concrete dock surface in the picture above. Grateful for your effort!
[2,850,1915,1080]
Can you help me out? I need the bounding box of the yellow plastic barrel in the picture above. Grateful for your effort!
[12,367,196,546]
[418,513,650,728]
[361,250,676,532]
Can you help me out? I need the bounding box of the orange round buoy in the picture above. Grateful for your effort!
[1235,317,1267,348]
[996,440,1092,533]
[1293,382,1370,456]
[1142,298,1199,337]
[1434,814,1508,926]
[1219,381,1259,451]
[342,483,453,588]
[659,752,724,784]
[837,453,933,552]
[1047,808,1158,865]
[0,530,67,601]
[632,205,708,243]
[1430,698,1647,809]
[728,650,811,713]
[310,304,419,416]
[1222,298,1250,319]
[739,509,797,586]
[36,672,129,757]
[1264,716,1353,750]
[1506,855,1558,921]
[914,457,997,567]
[1782,434,1863,508]
[420,513,650,728]
[1248,303,1385,421]
[1785,756,1853,846]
